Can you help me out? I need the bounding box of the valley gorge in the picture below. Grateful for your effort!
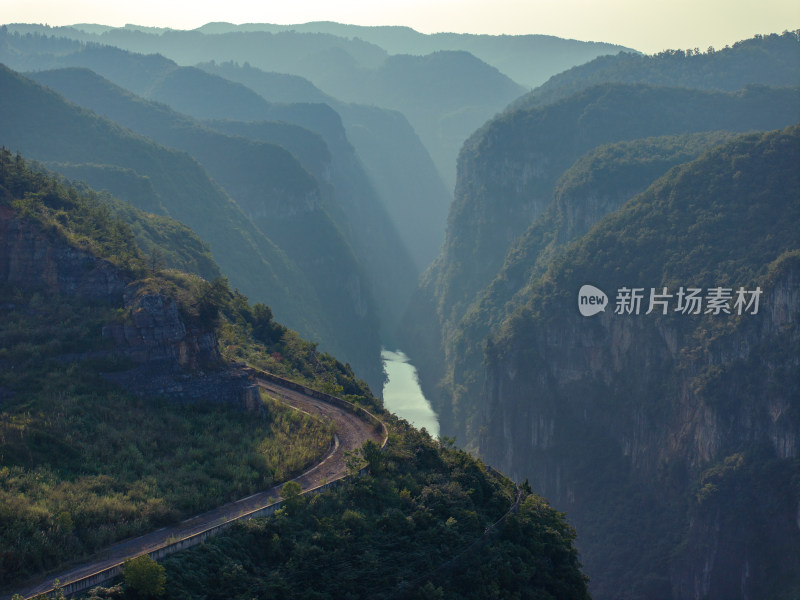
[400,32,800,599]
[1,20,799,600]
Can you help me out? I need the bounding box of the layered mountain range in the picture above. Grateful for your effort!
[400,31,800,598]
[0,21,633,392]
[0,147,590,599]
[0,62,393,388]
[3,22,630,188]
[2,20,798,598]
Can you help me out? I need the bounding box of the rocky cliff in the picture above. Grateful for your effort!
[0,186,257,411]
[401,84,800,446]
[102,287,260,410]
[478,128,800,599]
[417,132,739,448]
[0,204,128,301]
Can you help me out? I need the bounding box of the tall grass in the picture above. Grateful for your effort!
[0,374,332,587]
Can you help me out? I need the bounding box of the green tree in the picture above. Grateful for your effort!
[123,555,166,598]
[320,372,344,396]
[280,480,305,513]
[147,248,165,275]
[361,439,383,474]
[251,302,277,343]
[196,276,230,327]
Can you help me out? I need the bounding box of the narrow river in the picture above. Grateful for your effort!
[381,349,439,437]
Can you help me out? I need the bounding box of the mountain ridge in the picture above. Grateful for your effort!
[401,82,800,443]
[0,62,334,359]
[27,65,385,390]
[192,20,633,88]
[479,126,800,598]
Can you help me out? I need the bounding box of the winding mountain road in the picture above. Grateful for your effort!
[5,377,385,600]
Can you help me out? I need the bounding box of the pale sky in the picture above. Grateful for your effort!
[1,0,797,54]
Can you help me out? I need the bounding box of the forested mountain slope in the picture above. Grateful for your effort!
[295,49,526,188]
[480,126,800,599]
[397,30,800,597]
[513,29,800,109]
[27,66,384,392]
[198,59,451,273]
[137,63,420,343]
[444,83,799,327]
[0,64,344,378]
[430,131,740,443]
[0,151,353,588]
[155,425,590,600]
[0,29,426,343]
[46,173,222,282]
[0,151,591,599]
[401,82,800,440]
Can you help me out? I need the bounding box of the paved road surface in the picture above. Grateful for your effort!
[5,379,383,599]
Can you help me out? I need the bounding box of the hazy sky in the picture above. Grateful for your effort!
[2,0,797,54]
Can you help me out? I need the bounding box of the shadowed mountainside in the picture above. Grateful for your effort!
[0,63,350,380]
[27,65,384,391]
[198,59,452,273]
[480,127,800,599]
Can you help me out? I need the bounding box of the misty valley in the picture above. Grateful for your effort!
[0,20,798,600]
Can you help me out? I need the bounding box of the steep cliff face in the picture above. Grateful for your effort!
[482,259,800,599]
[478,128,800,599]
[103,287,259,410]
[483,257,800,478]
[102,289,216,368]
[401,83,800,442]
[0,204,128,301]
[0,194,256,410]
[431,132,738,448]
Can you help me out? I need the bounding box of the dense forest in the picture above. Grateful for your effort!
[1,19,798,600]
[400,30,800,599]
[0,151,367,587]
[0,151,588,599]
[152,426,589,600]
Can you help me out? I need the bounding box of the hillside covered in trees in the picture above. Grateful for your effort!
[3,17,799,599]
[399,30,800,599]
[0,151,589,598]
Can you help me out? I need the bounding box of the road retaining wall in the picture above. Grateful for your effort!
[21,372,387,599]
[253,369,388,448]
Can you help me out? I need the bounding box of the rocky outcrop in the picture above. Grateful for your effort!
[104,291,220,370]
[0,205,128,302]
[0,205,259,411]
[102,288,261,411]
[103,362,261,412]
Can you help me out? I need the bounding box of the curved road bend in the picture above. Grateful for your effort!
[7,380,384,600]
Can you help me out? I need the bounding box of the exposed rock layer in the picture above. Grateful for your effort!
[0,206,258,410]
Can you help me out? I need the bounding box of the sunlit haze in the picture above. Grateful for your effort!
[2,0,797,54]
